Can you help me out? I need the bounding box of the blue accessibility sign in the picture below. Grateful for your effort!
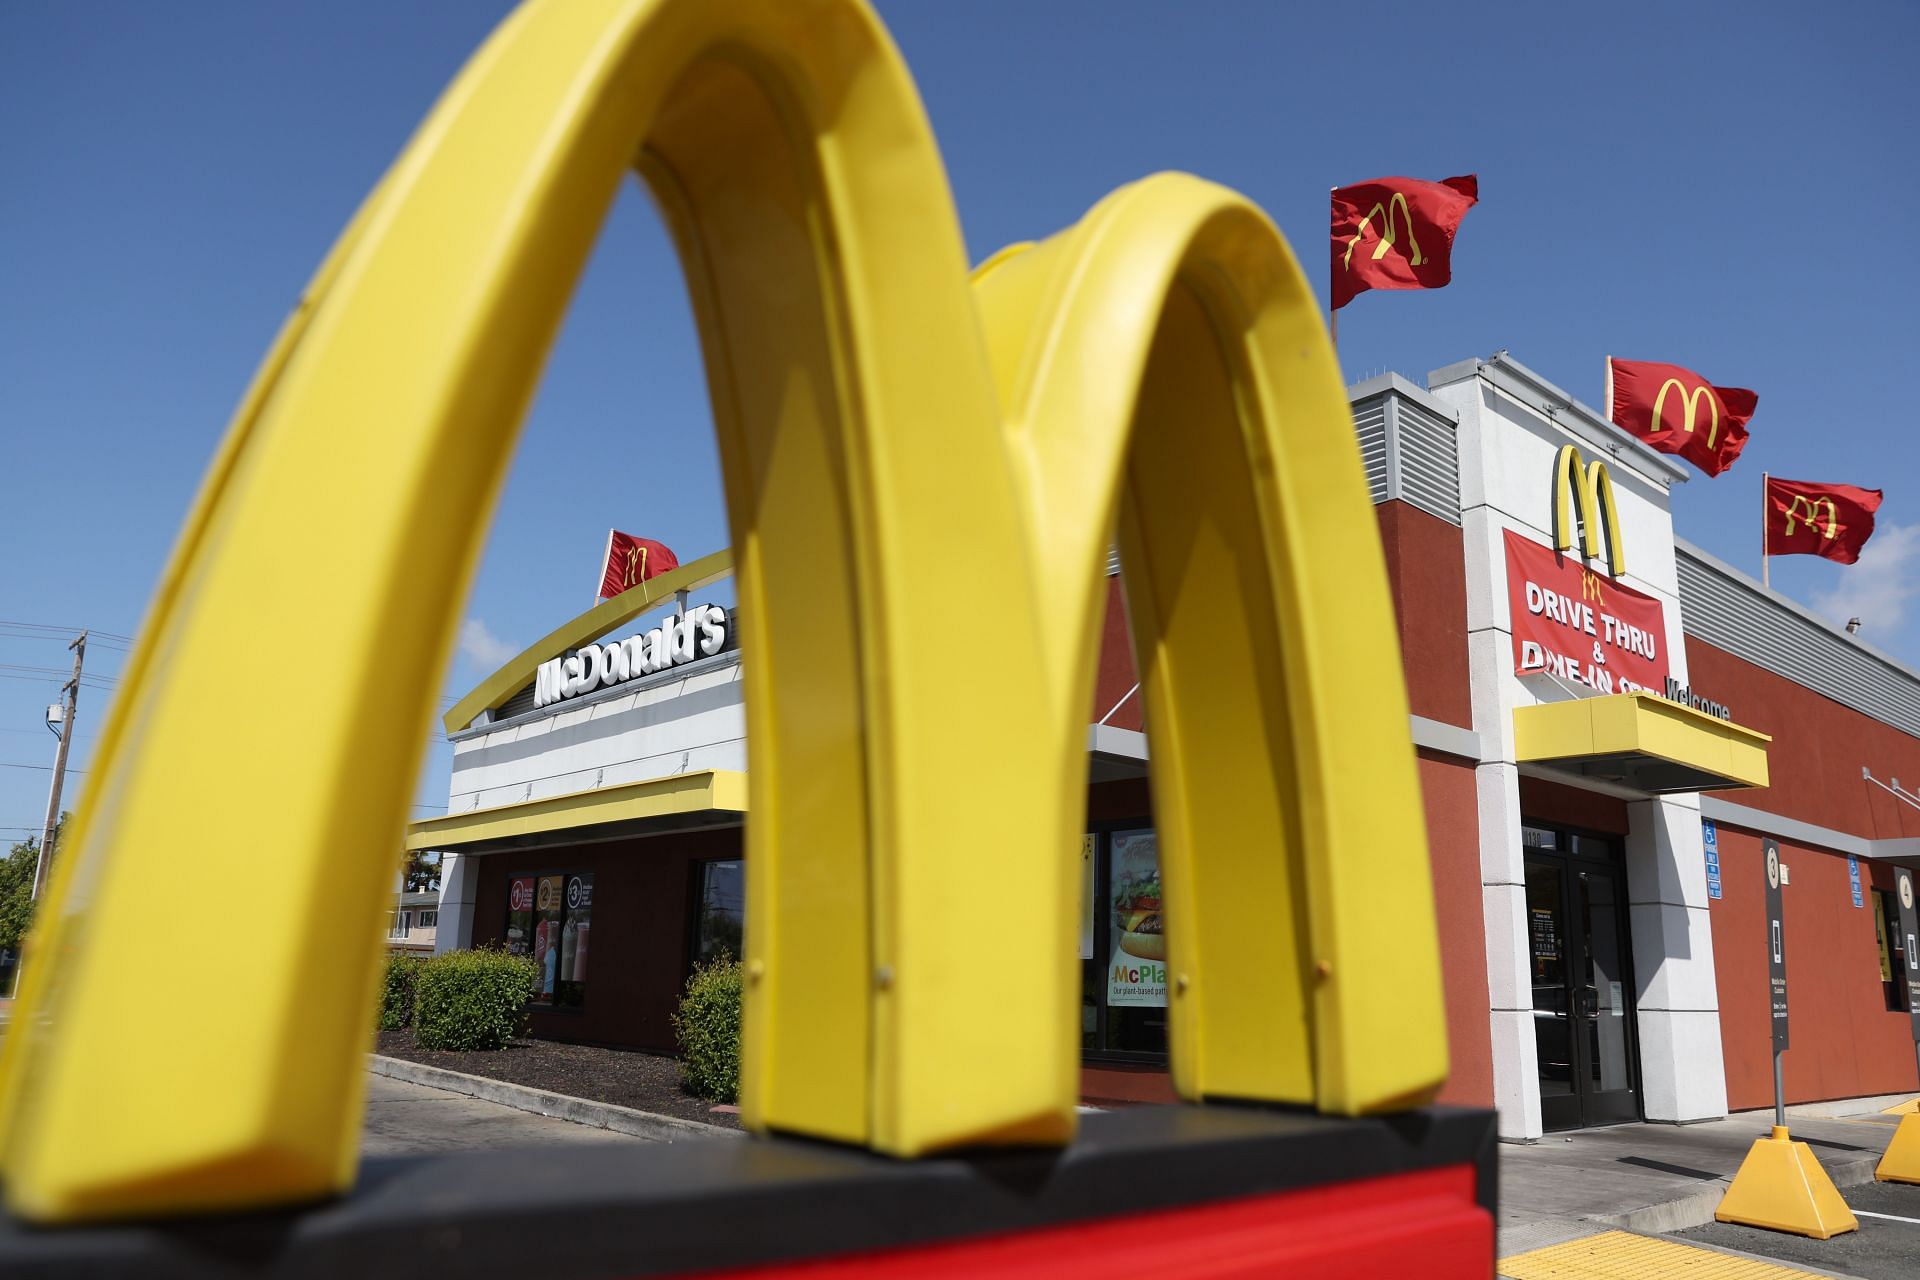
[1702,820,1722,901]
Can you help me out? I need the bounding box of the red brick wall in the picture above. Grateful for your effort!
[1375,501,1473,730]
[1684,638,1920,842]
[1422,751,1494,1107]
[1708,824,1919,1109]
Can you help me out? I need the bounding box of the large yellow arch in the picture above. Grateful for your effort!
[0,0,1443,1222]
[973,176,1444,1111]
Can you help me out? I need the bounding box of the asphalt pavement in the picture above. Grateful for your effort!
[1675,1178,1920,1280]
[361,1071,644,1156]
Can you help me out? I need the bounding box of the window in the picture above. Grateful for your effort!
[388,911,411,939]
[417,910,438,929]
[694,859,744,965]
[1876,889,1908,1013]
[1082,826,1167,1060]
[504,871,593,1009]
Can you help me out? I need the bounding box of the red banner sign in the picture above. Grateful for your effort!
[1505,530,1669,695]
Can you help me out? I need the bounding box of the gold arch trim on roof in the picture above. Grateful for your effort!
[0,0,1445,1223]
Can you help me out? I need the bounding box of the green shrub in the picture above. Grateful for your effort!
[413,947,539,1051]
[673,955,743,1102]
[378,953,427,1031]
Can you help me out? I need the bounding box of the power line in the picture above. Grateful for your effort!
[0,762,85,774]
[0,621,133,645]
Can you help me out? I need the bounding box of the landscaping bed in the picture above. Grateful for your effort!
[374,1030,741,1131]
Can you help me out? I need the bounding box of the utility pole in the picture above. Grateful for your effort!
[31,631,85,901]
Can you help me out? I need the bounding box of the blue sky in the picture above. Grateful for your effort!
[3,1,1917,839]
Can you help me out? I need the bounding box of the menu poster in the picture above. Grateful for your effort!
[505,877,535,958]
[533,874,564,1005]
[1107,829,1167,1008]
[556,872,594,1009]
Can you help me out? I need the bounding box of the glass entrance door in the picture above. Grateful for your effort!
[1525,827,1639,1130]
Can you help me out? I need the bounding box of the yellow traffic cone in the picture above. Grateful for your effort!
[1715,1126,1858,1239]
[1877,1113,1920,1184]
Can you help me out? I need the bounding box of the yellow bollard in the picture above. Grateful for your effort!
[1876,1112,1920,1184]
[1715,1125,1858,1239]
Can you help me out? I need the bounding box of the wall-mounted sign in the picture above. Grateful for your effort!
[534,604,729,709]
[1663,677,1731,721]
[1702,820,1722,900]
[1848,855,1863,910]
[1505,530,1670,694]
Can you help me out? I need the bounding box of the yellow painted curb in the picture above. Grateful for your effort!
[1501,1228,1831,1278]
[1715,1127,1858,1239]
[1879,1096,1919,1115]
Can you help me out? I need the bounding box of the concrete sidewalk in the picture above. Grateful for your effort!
[1498,1099,1908,1259]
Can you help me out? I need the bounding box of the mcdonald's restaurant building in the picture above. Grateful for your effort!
[413,350,1920,1140]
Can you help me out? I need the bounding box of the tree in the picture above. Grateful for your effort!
[403,847,442,893]
[0,812,65,954]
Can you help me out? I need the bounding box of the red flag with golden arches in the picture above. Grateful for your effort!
[1329,175,1478,310]
[1764,477,1882,564]
[597,530,679,599]
[1606,357,1756,477]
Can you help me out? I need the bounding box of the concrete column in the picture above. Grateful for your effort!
[435,850,478,955]
[1625,796,1728,1123]
[1477,759,1543,1139]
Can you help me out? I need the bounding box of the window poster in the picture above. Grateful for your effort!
[556,872,593,1009]
[505,877,535,959]
[533,874,564,1005]
[1107,829,1166,1007]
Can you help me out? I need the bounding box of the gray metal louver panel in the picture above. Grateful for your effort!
[1677,545,1920,739]
[1351,400,1391,505]
[1394,398,1460,526]
[1348,380,1461,527]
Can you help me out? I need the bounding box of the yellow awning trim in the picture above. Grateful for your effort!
[406,769,746,852]
[1514,692,1770,794]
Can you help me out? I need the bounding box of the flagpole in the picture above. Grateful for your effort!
[1761,471,1770,589]
[596,528,615,606]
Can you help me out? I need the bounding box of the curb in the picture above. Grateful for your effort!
[1594,1151,1882,1236]
[368,1053,743,1143]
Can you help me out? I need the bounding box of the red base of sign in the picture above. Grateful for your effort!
[683,1165,1491,1279]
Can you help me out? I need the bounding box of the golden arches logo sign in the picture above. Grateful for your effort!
[1784,493,1839,539]
[0,0,1444,1224]
[1342,191,1423,270]
[1651,377,1722,449]
[1551,444,1627,579]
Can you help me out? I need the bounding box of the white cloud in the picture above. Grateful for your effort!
[1811,521,1920,643]
[457,617,519,670]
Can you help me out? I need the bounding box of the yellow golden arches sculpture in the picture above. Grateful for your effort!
[0,0,1445,1223]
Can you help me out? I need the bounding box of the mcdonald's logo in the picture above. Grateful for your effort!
[1784,493,1839,539]
[0,0,1444,1223]
[1342,191,1423,269]
[1651,377,1721,449]
[1552,444,1627,579]
[1581,571,1606,605]
[619,542,650,590]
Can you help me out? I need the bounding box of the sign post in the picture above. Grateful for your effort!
[1765,839,1789,1129]
[1716,839,1858,1238]
[1875,868,1920,1183]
